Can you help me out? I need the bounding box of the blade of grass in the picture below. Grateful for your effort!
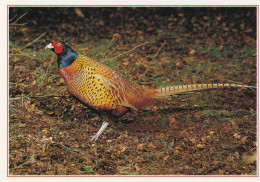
[102,41,149,62]
[140,41,167,80]
[21,32,47,50]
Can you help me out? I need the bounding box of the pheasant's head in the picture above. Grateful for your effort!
[45,41,78,68]
[45,41,70,54]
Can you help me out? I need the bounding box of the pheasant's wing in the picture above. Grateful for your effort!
[93,61,155,111]
[93,64,139,110]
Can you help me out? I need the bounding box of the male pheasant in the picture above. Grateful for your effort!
[45,41,255,141]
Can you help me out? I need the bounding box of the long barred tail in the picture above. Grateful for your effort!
[155,83,256,98]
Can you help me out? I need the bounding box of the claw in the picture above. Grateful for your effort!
[90,122,109,142]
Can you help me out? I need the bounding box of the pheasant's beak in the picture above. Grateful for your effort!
[45,43,54,50]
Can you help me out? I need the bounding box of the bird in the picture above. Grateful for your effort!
[45,40,255,142]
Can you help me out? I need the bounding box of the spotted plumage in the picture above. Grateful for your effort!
[45,41,255,141]
[58,55,155,116]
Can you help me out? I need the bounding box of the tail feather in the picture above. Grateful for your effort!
[155,83,256,98]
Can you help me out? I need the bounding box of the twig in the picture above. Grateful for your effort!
[100,36,115,61]
[64,36,70,42]
[9,14,18,22]
[25,61,56,98]
[237,109,256,114]
[140,41,167,80]
[146,71,164,81]
[101,42,122,62]
[21,93,24,107]
[10,23,27,26]
[120,8,127,43]
[41,60,53,85]
[16,159,36,168]
[50,138,83,153]
[9,53,38,56]
[9,12,27,28]
[51,141,70,150]
[9,95,68,101]
[21,32,47,50]
[102,42,149,62]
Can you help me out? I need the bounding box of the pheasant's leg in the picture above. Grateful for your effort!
[90,121,109,142]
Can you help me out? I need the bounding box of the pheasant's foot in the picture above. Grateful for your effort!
[90,121,109,142]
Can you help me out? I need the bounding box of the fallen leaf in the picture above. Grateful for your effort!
[196,144,205,149]
[169,115,178,129]
[163,155,170,161]
[135,163,141,171]
[75,8,85,18]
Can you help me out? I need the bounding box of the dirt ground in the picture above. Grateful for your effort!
[9,7,257,175]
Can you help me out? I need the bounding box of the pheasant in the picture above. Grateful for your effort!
[45,41,255,141]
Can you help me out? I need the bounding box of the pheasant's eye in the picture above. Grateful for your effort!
[53,41,64,54]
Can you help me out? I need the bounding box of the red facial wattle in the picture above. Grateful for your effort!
[52,41,64,54]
